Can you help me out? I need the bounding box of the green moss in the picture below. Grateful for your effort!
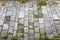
[11,37,17,40]
[19,33,24,37]
[2,35,8,39]
[37,7,40,11]
[18,0,26,3]
[45,37,50,40]
[34,13,43,18]
[39,1,47,6]
[2,3,5,6]
[19,24,24,26]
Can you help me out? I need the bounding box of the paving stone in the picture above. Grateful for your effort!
[46,34,54,39]
[3,23,9,30]
[24,37,28,40]
[44,21,51,26]
[29,13,34,22]
[7,35,12,40]
[29,36,34,40]
[8,27,13,34]
[18,38,23,40]
[33,11,38,15]
[29,30,34,35]
[0,11,3,16]
[34,22,39,26]
[19,12,24,18]
[40,28,45,34]
[1,7,5,11]
[44,14,49,20]
[53,14,58,20]
[52,26,56,32]
[41,35,45,39]
[24,27,28,33]
[6,12,12,16]
[41,6,48,14]
[5,16,11,23]
[29,22,34,28]
[1,31,7,37]
[53,32,58,36]
[14,23,18,31]
[11,12,16,17]
[39,18,44,23]
[0,19,4,25]
[35,33,40,39]
[35,27,39,33]
[34,17,39,22]
[45,27,52,34]
[24,21,28,26]
[19,18,24,24]
[24,7,28,12]
[24,15,28,21]
[24,34,28,37]
[13,31,16,37]
[40,23,44,28]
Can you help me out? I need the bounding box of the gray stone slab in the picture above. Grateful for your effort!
[0,19,4,25]
[19,18,24,24]
[1,31,7,37]
[8,27,13,34]
[53,32,58,36]
[46,34,54,39]
[34,22,39,26]
[40,28,45,34]
[40,23,44,28]
[29,30,34,35]
[14,23,18,31]
[35,27,39,33]
[45,27,52,34]
[35,33,40,39]
[29,13,34,22]
[24,27,28,33]
[3,23,9,30]
[7,35,12,40]
[29,36,34,40]
[24,21,28,26]
[34,17,39,22]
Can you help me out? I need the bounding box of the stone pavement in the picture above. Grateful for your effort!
[0,1,60,40]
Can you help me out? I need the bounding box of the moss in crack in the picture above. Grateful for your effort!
[2,3,5,6]
[2,0,5,6]
[45,37,50,40]
[34,13,43,18]
[18,0,26,4]
[37,7,40,11]
[39,1,47,6]
[19,24,24,26]
[2,35,8,39]
[11,37,17,40]
[17,33,24,38]
[20,33,24,37]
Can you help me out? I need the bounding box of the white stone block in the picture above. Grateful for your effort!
[14,23,18,30]
[53,14,58,20]
[13,31,16,37]
[0,20,4,25]
[19,12,24,18]
[0,11,3,16]
[35,27,39,33]
[3,24,9,30]
[40,24,44,28]
[39,18,44,23]
[24,27,28,33]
